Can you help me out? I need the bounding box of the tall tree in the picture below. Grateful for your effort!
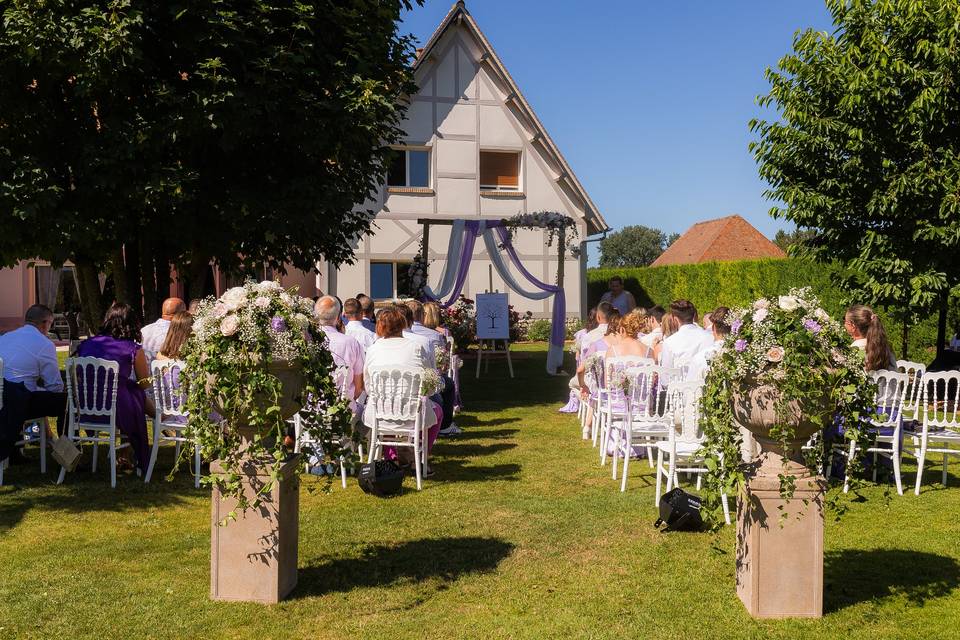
[751,0,960,356]
[0,1,420,328]
[598,224,677,268]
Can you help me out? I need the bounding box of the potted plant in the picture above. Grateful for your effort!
[700,288,876,618]
[182,280,352,603]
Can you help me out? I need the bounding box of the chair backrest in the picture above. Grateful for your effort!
[868,369,909,429]
[668,379,705,443]
[366,366,424,422]
[151,359,188,418]
[66,357,121,422]
[604,356,654,399]
[331,363,353,401]
[625,364,682,421]
[584,354,605,395]
[897,359,926,413]
[0,356,4,412]
[920,371,960,430]
[672,355,693,380]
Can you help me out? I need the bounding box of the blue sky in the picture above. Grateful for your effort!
[400,1,835,262]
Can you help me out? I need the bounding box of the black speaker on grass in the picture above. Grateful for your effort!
[358,459,405,496]
[654,488,704,532]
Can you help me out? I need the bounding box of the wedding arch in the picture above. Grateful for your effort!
[412,213,578,375]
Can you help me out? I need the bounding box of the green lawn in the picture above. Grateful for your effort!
[2,344,959,639]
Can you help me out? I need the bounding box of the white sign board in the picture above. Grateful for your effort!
[475,293,510,340]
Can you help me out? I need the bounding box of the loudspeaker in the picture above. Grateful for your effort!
[654,488,704,531]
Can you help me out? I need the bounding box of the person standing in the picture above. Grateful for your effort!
[0,305,67,464]
[599,276,636,315]
[141,298,186,364]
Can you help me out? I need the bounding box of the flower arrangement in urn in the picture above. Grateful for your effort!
[182,280,352,514]
[699,288,877,526]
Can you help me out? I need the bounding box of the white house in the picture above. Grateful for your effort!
[319,1,607,317]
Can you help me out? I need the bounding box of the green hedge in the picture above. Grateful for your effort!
[588,259,940,363]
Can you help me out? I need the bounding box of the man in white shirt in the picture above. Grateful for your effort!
[141,297,186,363]
[660,299,715,372]
[0,305,67,464]
[687,307,730,380]
[343,297,375,352]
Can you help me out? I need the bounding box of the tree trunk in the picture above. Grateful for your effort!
[110,247,128,305]
[937,290,949,358]
[74,257,104,335]
[154,249,170,307]
[900,317,909,361]
[188,251,211,303]
[140,235,158,322]
[124,240,143,321]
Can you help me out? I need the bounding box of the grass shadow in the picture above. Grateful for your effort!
[825,548,960,611]
[435,442,517,458]
[431,460,521,483]
[459,428,519,440]
[294,536,514,598]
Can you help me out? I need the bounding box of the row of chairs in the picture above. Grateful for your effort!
[838,362,960,496]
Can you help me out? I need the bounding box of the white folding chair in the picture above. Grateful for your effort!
[840,369,908,495]
[583,355,606,447]
[364,366,428,490]
[897,359,926,426]
[599,356,653,466]
[145,360,201,487]
[911,371,960,495]
[0,358,51,486]
[295,364,351,488]
[615,364,682,492]
[57,357,126,488]
[654,380,731,524]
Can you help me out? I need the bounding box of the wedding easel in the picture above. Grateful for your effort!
[475,268,514,379]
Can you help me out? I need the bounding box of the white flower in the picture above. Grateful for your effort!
[222,286,248,311]
[778,295,800,312]
[212,302,229,318]
[256,280,283,293]
[220,315,239,336]
[752,308,769,323]
[814,308,830,322]
[753,298,770,310]
[280,292,295,307]
[253,296,271,309]
[766,346,785,363]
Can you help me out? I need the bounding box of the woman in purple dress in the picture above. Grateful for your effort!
[76,303,154,473]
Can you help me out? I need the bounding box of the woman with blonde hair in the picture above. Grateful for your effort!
[156,311,193,361]
[607,308,652,359]
[423,301,450,338]
[844,305,896,371]
[653,312,679,363]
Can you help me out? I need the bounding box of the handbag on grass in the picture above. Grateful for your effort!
[50,435,81,472]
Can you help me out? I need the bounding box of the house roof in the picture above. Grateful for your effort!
[413,1,609,236]
[650,215,785,267]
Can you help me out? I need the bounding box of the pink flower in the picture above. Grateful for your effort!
[752,308,769,323]
[766,346,785,363]
[213,302,229,318]
[220,315,239,337]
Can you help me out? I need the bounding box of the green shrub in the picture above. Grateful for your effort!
[588,259,947,363]
[526,319,552,342]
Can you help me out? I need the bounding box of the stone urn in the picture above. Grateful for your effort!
[209,360,305,604]
[731,383,829,619]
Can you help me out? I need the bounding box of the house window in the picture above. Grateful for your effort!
[387,148,430,188]
[370,261,413,300]
[480,151,521,191]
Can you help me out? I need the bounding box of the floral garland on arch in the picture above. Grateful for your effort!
[698,288,877,529]
[502,211,580,259]
[408,239,429,301]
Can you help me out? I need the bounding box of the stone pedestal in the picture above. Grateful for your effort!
[210,456,300,604]
[736,448,825,619]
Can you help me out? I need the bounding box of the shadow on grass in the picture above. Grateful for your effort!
[825,548,960,611]
[460,428,519,440]
[436,442,517,458]
[432,460,521,483]
[453,416,520,429]
[294,536,514,598]
[0,448,197,532]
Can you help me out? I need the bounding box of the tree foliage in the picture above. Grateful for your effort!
[0,1,420,327]
[750,0,960,354]
[598,224,678,267]
[773,228,817,253]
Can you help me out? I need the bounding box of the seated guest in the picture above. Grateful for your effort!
[155,311,193,362]
[688,307,730,380]
[606,309,652,360]
[423,301,451,339]
[400,302,458,435]
[0,305,67,465]
[343,297,375,352]
[641,305,665,352]
[561,308,598,415]
[659,300,715,371]
[580,302,614,360]
[187,299,202,315]
[362,306,442,470]
[356,294,377,333]
[399,303,438,365]
[844,304,897,371]
[76,302,154,474]
[141,297,186,364]
[315,296,365,412]
[600,276,637,315]
[576,307,621,439]
[405,300,445,352]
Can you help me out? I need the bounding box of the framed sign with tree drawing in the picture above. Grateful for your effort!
[475,293,510,340]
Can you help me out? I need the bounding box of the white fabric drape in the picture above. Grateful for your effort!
[37,266,62,309]
[481,231,552,300]
[423,219,466,301]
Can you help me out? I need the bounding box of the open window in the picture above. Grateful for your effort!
[480,150,521,191]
